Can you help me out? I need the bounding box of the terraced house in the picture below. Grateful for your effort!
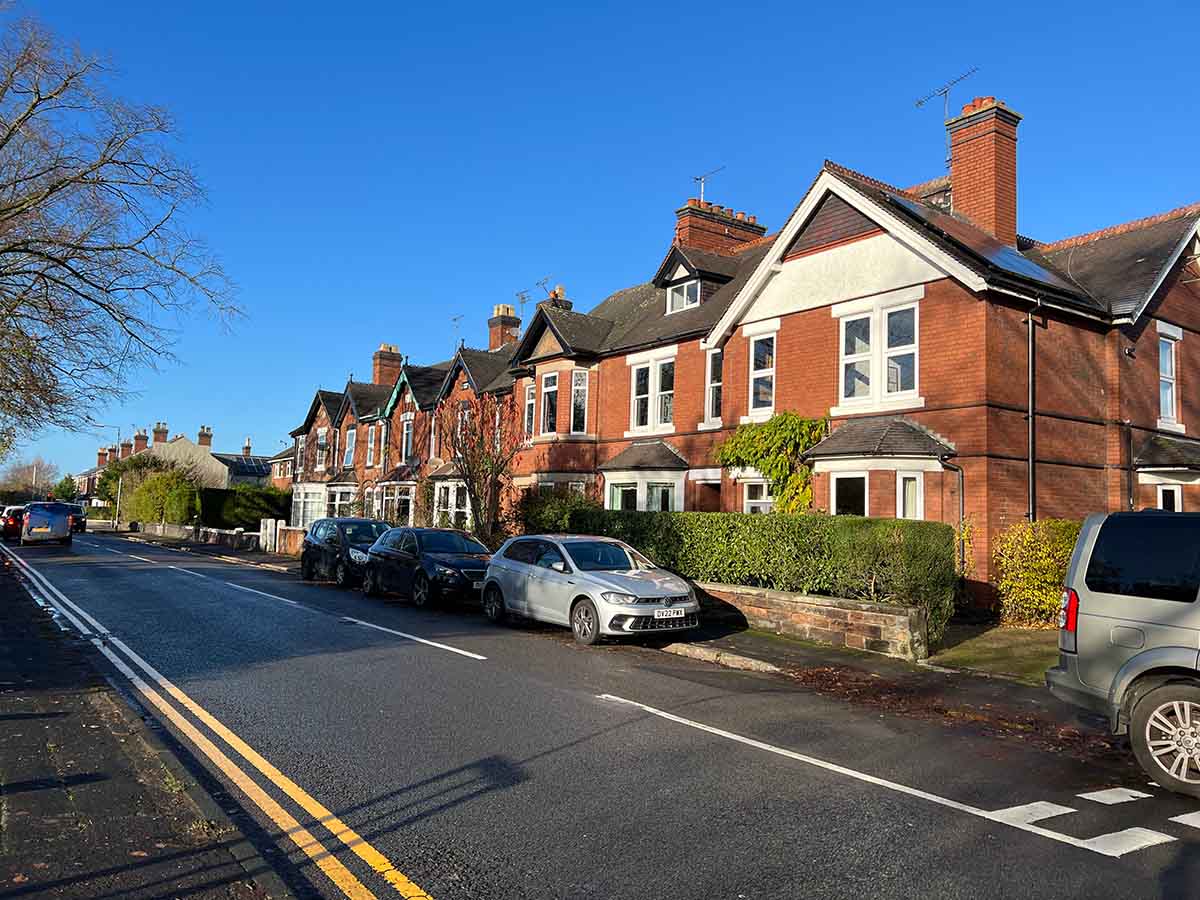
[286,95,1200,584]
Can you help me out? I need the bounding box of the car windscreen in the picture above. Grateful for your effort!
[28,503,69,514]
[339,522,389,544]
[1085,514,1200,603]
[420,532,488,554]
[562,540,654,572]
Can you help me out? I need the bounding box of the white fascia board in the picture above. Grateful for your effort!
[702,171,986,349]
[1131,225,1200,326]
[830,285,925,318]
[688,467,723,482]
[625,344,679,366]
[811,457,945,473]
[740,317,781,338]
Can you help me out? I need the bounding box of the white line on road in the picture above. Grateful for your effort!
[597,693,1175,858]
[127,554,155,563]
[1169,811,1200,828]
[1078,788,1153,805]
[990,801,1076,825]
[223,581,303,607]
[341,616,487,661]
[168,565,210,579]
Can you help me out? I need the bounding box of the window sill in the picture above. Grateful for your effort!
[623,426,676,438]
[739,411,773,425]
[829,396,925,418]
[697,419,723,431]
[532,433,598,444]
[1158,419,1186,434]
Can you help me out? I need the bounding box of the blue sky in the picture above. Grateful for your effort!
[23,1,1200,475]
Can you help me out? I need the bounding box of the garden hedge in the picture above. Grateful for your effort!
[199,485,291,530]
[993,518,1082,625]
[557,509,958,643]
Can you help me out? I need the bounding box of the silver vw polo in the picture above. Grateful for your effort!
[482,534,700,644]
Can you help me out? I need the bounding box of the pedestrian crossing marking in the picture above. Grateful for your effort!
[1080,828,1175,855]
[1169,811,1200,828]
[990,801,1076,825]
[1077,788,1153,805]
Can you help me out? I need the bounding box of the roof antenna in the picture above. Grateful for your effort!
[515,289,531,318]
[450,314,463,352]
[692,165,725,203]
[535,275,553,297]
[915,66,979,169]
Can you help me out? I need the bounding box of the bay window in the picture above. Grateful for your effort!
[610,483,637,511]
[647,482,674,512]
[541,372,558,433]
[744,481,774,514]
[571,369,588,434]
[896,472,923,520]
[832,473,868,516]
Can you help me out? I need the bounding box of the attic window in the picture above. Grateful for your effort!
[666,280,700,314]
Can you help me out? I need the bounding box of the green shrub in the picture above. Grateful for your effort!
[993,518,1082,625]
[199,485,291,530]
[561,509,958,643]
[127,471,198,525]
[516,488,601,534]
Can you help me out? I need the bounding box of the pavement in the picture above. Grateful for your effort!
[6,531,1200,899]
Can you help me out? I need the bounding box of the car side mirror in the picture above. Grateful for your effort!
[551,560,568,574]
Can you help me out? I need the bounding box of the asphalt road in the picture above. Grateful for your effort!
[8,532,1200,899]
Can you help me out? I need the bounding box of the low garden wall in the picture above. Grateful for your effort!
[696,582,928,661]
[137,521,260,552]
[276,525,305,557]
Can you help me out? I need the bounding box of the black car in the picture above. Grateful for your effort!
[300,517,390,587]
[67,503,87,533]
[362,527,491,606]
[2,505,24,542]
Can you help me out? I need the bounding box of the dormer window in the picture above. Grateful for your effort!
[666,280,700,314]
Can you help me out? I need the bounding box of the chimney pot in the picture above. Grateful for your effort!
[674,198,767,252]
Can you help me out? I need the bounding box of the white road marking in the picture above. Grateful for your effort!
[223,581,303,607]
[1169,811,1200,828]
[168,565,210,579]
[127,554,154,563]
[597,693,1176,858]
[1077,788,1153,805]
[990,801,1076,825]
[341,616,487,661]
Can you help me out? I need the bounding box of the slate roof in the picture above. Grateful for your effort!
[326,467,358,484]
[428,461,461,479]
[597,440,689,471]
[457,344,516,393]
[291,389,345,437]
[540,305,613,356]
[267,446,294,462]
[343,381,393,421]
[377,464,419,484]
[803,416,955,460]
[1134,433,1200,470]
[212,453,273,478]
[406,363,452,407]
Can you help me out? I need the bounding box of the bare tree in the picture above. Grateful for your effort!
[0,453,58,495]
[434,391,526,547]
[0,17,233,442]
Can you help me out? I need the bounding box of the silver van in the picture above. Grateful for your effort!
[1047,511,1200,796]
[20,501,73,546]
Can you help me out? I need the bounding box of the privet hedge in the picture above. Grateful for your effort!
[560,509,958,643]
[993,518,1082,625]
[199,485,291,530]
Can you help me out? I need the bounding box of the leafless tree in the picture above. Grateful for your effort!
[0,453,58,495]
[0,17,234,443]
[434,391,526,547]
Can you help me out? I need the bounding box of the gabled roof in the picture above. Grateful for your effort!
[1134,433,1200,470]
[650,244,742,285]
[267,445,295,462]
[335,381,393,425]
[382,360,453,417]
[509,303,614,364]
[212,453,273,477]
[597,439,689,471]
[290,389,344,437]
[803,416,955,460]
[439,344,516,398]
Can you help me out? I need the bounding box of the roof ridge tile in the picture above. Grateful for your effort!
[1039,202,1200,251]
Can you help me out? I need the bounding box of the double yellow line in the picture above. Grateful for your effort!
[3,544,433,900]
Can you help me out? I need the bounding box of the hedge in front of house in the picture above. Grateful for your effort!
[199,485,291,530]
[562,509,958,643]
[993,518,1082,625]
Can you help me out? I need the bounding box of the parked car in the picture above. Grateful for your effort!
[481,535,700,645]
[1047,510,1200,797]
[19,501,73,547]
[362,527,491,606]
[299,517,390,587]
[67,503,87,533]
[2,505,25,541]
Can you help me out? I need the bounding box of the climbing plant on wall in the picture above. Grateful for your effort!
[714,412,828,513]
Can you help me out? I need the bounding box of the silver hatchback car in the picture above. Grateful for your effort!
[20,501,73,546]
[1047,510,1200,796]
[482,534,700,644]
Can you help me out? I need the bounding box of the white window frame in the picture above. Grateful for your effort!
[743,481,774,514]
[524,383,536,438]
[602,469,685,511]
[631,364,651,430]
[625,346,678,436]
[570,369,588,434]
[342,427,355,469]
[541,372,558,435]
[666,279,700,315]
[1158,321,1184,433]
[701,348,723,429]
[366,423,376,467]
[656,359,674,428]
[1158,483,1183,512]
[831,472,869,517]
[400,413,414,461]
[830,289,925,417]
[748,334,776,419]
[430,413,438,459]
[434,479,471,528]
[896,471,924,520]
[380,421,389,472]
[296,435,305,473]
[315,428,327,471]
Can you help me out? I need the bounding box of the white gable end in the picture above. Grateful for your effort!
[671,263,691,280]
[738,231,946,328]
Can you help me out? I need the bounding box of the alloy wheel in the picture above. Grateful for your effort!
[573,604,595,641]
[1146,700,1200,783]
[413,575,429,607]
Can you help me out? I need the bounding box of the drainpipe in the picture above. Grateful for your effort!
[1027,302,1041,522]
[1125,420,1135,510]
[940,455,966,574]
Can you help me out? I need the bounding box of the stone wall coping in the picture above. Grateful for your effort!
[694,581,922,620]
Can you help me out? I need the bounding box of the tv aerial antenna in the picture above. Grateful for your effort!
[450,314,463,349]
[515,289,531,318]
[692,165,725,203]
[535,275,554,297]
[915,66,979,168]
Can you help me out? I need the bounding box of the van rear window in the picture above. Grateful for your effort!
[1085,515,1200,602]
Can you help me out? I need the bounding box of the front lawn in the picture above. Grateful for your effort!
[929,622,1059,686]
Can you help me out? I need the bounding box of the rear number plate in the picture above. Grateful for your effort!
[31,526,49,533]
[472,582,483,590]
[654,607,685,619]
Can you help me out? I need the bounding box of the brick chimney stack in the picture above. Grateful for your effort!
[152,421,168,444]
[243,436,252,457]
[119,438,133,460]
[674,199,766,254]
[108,444,119,463]
[948,96,1021,246]
[97,447,108,467]
[488,303,521,350]
[133,428,148,453]
[537,285,573,313]
[372,343,404,387]
[197,425,213,448]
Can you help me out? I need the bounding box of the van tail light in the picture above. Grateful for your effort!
[1058,588,1079,653]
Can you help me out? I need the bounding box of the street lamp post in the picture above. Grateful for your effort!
[92,423,122,527]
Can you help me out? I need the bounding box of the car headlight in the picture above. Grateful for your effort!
[434,564,458,579]
[601,591,636,605]
[348,549,368,564]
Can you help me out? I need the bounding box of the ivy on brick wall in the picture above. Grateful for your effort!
[714,412,828,513]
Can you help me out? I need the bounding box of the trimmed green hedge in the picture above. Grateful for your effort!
[516,489,602,534]
[993,518,1082,625]
[127,471,198,525]
[559,509,958,643]
[199,485,291,530]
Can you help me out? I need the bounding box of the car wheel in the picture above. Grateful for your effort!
[60,536,71,547]
[571,598,601,646]
[1131,682,1200,798]
[483,584,506,624]
[300,554,314,581]
[362,566,379,597]
[335,561,351,589]
[412,572,434,608]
